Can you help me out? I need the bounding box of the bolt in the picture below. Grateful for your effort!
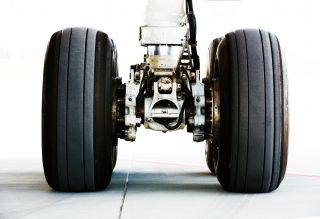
[177,83,182,91]
[196,96,201,103]
[134,72,140,81]
[190,72,196,81]
[128,97,132,102]
[182,74,187,80]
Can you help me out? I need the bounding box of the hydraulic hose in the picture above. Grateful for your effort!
[186,0,200,70]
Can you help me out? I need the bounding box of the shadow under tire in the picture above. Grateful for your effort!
[213,29,289,193]
[42,27,118,191]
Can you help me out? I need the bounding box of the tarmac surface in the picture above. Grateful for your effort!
[1,128,320,219]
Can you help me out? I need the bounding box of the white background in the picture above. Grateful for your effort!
[0,0,319,174]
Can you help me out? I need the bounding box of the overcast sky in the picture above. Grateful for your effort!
[0,0,319,77]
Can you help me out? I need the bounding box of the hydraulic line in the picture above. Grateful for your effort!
[163,75,193,130]
[186,0,200,70]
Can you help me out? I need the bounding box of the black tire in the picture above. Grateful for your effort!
[42,27,119,191]
[112,145,118,170]
[205,141,215,174]
[205,38,222,175]
[211,29,289,193]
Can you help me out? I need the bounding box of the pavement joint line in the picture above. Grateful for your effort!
[118,169,130,219]
[119,158,320,179]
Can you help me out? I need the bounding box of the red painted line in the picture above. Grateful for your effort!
[286,172,320,179]
[120,158,320,179]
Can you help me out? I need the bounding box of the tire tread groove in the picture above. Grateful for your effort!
[66,29,72,190]
[259,29,266,192]
[243,30,249,191]
[83,28,88,190]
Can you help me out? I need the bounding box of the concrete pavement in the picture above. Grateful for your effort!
[1,130,320,219]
